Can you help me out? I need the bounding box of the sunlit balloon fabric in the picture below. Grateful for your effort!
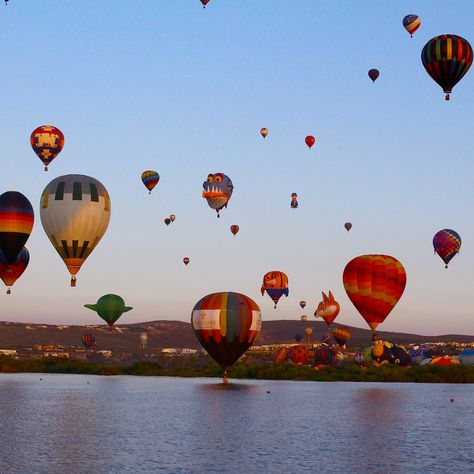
[141,171,160,194]
[260,128,268,139]
[314,291,340,325]
[40,175,111,286]
[191,292,262,369]
[0,247,29,293]
[202,173,234,217]
[402,14,421,37]
[421,35,473,100]
[343,255,406,331]
[433,229,461,268]
[261,271,289,308]
[30,125,64,171]
[0,191,34,264]
[84,294,133,329]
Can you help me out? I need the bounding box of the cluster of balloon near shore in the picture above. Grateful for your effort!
[0,12,472,380]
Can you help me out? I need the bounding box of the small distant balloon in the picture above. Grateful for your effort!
[291,193,298,209]
[141,171,160,194]
[305,135,315,149]
[294,334,303,343]
[299,300,306,309]
[402,14,421,37]
[169,214,176,222]
[230,225,239,236]
[200,0,210,7]
[260,128,268,139]
[30,125,64,171]
[183,257,190,266]
[344,222,352,232]
[433,229,461,268]
[368,69,379,82]
[82,334,96,349]
[0,247,29,294]
[164,218,171,226]
[300,315,308,321]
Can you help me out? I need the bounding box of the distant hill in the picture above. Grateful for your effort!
[0,320,472,352]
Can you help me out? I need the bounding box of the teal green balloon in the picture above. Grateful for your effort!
[84,294,133,329]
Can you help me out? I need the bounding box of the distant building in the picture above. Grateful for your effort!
[0,349,17,358]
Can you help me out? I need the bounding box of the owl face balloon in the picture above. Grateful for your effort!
[202,173,234,217]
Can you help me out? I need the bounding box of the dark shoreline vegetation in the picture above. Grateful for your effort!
[1,356,474,383]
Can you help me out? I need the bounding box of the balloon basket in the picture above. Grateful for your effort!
[445,94,450,101]
[71,277,77,287]
[6,288,11,295]
[223,369,228,384]
[44,166,48,171]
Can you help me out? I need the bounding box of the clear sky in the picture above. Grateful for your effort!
[1,1,473,335]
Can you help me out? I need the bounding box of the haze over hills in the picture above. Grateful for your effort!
[0,320,472,353]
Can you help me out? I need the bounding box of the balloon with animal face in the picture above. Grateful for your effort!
[314,291,340,325]
[84,294,133,330]
[202,173,234,217]
[433,229,461,268]
[261,271,289,308]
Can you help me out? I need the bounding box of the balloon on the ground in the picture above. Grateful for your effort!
[354,351,365,367]
[0,247,29,294]
[460,349,474,366]
[261,271,289,308]
[402,14,421,37]
[40,175,111,286]
[273,347,288,365]
[84,294,132,329]
[230,225,239,236]
[344,222,352,232]
[290,345,309,364]
[202,173,234,217]
[332,326,351,348]
[433,229,461,268]
[0,191,34,264]
[191,291,262,372]
[368,69,379,82]
[290,193,298,209]
[82,334,96,348]
[30,125,64,171]
[314,346,335,367]
[421,35,473,100]
[343,255,406,331]
[141,171,160,194]
[314,291,340,325]
[305,135,315,149]
[260,128,268,139]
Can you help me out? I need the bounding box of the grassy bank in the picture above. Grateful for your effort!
[1,356,474,382]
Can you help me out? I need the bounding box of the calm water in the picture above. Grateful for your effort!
[0,374,473,473]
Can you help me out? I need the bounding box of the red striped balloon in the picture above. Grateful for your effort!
[343,255,406,331]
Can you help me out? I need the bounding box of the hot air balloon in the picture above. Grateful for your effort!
[82,334,96,349]
[261,271,289,308]
[141,171,159,194]
[169,214,176,222]
[305,327,313,345]
[290,345,309,365]
[314,291,340,325]
[403,14,421,37]
[84,294,132,330]
[460,349,474,366]
[305,135,315,149]
[191,291,262,383]
[202,173,234,217]
[300,315,307,321]
[164,218,171,226]
[0,191,34,264]
[421,35,473,100]
[295,334,303,343]
[273,347,289,365]
[260,128,268,139]
[200,0,209,7]
[30,125,64,171]
[314,345,335,368]
[433,229,461,268]
[183,257,190,266]
[343,255,406,332]
[299,300,306,309]
[332,326,351,348]
[290,193,298,209]
[40,175,111,286]
[344,222,352,232]
[0,247,29,294]
[368,69,379,82]
[230,225,239,236]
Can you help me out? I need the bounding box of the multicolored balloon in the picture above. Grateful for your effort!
[230,225,239,236]
[332,326,351,348]
[183,257,190,266]
[305,135,315,149]
[202,173,234,217]
[191,291,262,380]
[0,247,29,294]
[421,35,473,100]
[40,175,111,286]
[290,345,309,365]
[84,294,133,330]
[314,291,340,325]
[368,69,379,82]
[30,125,64,171]
[260,128,268,139]
[344,222,352,232]
[433,229,461,268]
[273,347,288,365]
[82,334,96,348]
[141,171,160,194]
[343,255,407,332]
[261,271,289,308]
[402,14,421,37]
[290,193,298,209]
[0,191,34,264]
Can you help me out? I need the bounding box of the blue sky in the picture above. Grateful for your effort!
[1,1,473,335]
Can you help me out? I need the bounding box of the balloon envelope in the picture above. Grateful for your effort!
[191,291,262,368]
[344,222,352,231]
[0,247,29,290]
[261,271,289,308]
[202,173,234,217]
[230,225,239,236]
[183,257,190,265]
[368,69,379,82]
[260,128,268,138]
[30,125,64,171]
[0,191,34,264]
[299,300,306,309]
[290,345,309,364]
[343,255,406,331]
[332,326,351,347]
[305,135,315,149]
[433,229,461,268]
[141,171,160,193]
[402,14,421,37]
[82,334,96,348]
[84,294,132,328]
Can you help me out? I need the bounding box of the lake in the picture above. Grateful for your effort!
[0,374,472,473]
